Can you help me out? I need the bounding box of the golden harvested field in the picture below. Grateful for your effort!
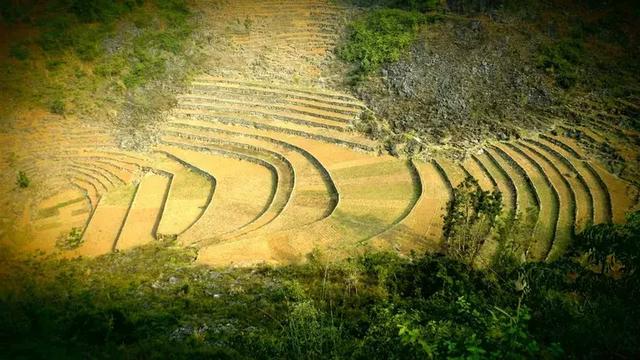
[1,0,637,266]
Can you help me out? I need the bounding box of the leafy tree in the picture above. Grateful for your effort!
[571,211,640,274]
[443,176,502,263]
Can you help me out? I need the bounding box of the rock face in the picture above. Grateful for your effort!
[356,18,555,156]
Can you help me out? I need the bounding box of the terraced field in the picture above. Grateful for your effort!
[1,0,637,266]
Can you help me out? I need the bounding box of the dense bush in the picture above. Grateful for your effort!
[446,0,506,13]
[443,176,503,263]
[339,9,432,78]
[537,39,585,88]
[1,212,639,358]
[351,0,537,13]
[392,0,439,11]
[35,0,144,55]
[70,0,143,23]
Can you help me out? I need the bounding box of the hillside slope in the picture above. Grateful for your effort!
[0,0,637,266]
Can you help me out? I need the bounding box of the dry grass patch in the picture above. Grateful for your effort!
[158,146,275,245]
[151,153,214,237]
[116,172,170,251]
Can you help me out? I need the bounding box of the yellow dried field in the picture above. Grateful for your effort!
[116,173,170,251]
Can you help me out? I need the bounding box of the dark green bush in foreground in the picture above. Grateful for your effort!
[1,212,638,358]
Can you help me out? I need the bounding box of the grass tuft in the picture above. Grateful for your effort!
[16,171,30,188]
[49,98,65,115]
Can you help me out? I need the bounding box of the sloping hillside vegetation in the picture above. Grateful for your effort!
[341,0,640,169]
[0,0,200,148]
[1,214,639,358]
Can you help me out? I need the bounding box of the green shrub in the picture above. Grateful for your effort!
[9,43,29,60]
[95,56,126,77]
[123,48,166,88]
[70,0,141,23]
[443,176,503,263]
[2,215,640,359]
[16,171,30,188]
[56,227,84,250]
[155,0,190,15]
[355,0,441,11]
[72,25,110,61]
[49,98,65,114]
[339,9,428,77]
[537,39,585,88]
[37,15,74,52]
[37,0,142,55]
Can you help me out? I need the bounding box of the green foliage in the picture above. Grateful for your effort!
[49,98,65,115]
[34,0,141,55]
[443,176,503,263]
[56,227,84,250]
[123,48,166,88]
[0,0,35,23]
[492,211,537,270]
[1,217,640,359]
[69,0,142,23]
[9,43,29,60]
[396,303,544,358]
[1,0,197,124]
[37,14,74,52]
[397,0,439,11]
[72,26,111,61]
[16,170,30,188]
[94,55,127,77]
[283,300,342,357]
[446,0,509,13]
[339,9,429,78]
[46,59,65,71]
[119,0,192,89]
[353,0,441,12]
[537,39,585,88]
[571,211,640,273]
